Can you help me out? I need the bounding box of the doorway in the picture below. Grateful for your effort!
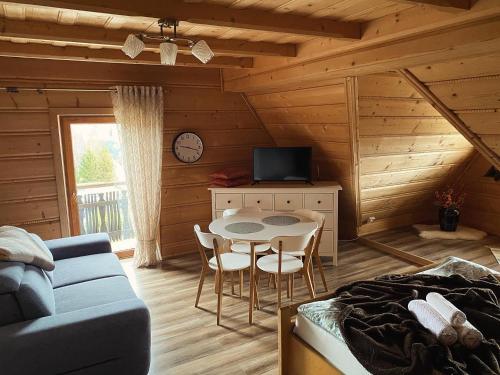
[61,116,135,256]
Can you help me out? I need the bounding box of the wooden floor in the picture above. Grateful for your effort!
[122,227,500,375]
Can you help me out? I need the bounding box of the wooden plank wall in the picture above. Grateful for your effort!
[408,53,500,166]
[0,57,273,258]
[161,88,274,256]
[458,154,500,236]
[357,72,475,235]
[0,90,111,240]
[245,80,358,239]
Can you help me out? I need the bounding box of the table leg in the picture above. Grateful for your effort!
[249,242,255,325]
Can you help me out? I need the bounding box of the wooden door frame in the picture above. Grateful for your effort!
[53,111,134,259]
[60,116,116,236]
[49,108,114,237]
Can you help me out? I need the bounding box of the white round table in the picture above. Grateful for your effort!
[209,211,318,242]
[209,211,318,324]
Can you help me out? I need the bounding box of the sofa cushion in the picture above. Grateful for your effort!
[53,253,126,288]
[16,265,55,320]
[45,233,112,261]
[0,261,25,294]
[54,276,137,314]
[0,294,23,326]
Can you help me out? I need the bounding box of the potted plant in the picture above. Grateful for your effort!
[435,187,466,232]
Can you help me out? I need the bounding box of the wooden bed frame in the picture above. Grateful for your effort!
[277,262,440,375]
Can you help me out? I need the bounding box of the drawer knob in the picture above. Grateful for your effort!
[227,200,231,204]
[317,200,322,204]
[257,200,261,204]
[286,200,290,204]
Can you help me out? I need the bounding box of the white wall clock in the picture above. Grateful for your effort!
[172,132,204,163]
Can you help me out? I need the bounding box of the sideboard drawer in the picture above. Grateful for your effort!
[275,193,303,211]
[215,193,243,210]
[245,193,273,210]
[323,213,334,230]
[305,193,333,210]
[318,230,333,256]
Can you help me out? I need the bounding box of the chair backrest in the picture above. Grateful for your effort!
[270,230,316,273]
[193,225,224,270]
[294,209,325,226]
[222,207,262,217]
[270,230,315,254]
[294,209,325,255]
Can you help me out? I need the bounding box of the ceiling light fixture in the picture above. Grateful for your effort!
[122,34,145,59]
[159,42,178,66]
[121,19,214,66]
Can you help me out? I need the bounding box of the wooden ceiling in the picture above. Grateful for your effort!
[0,1,416,44]
[0,0,482,68]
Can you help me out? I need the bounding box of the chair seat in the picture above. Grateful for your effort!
[209,253,251,272]
[231,242,271,254]
[271,247,305,257]
[257,254,303,274]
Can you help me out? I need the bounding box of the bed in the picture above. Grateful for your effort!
[278,257,500,375]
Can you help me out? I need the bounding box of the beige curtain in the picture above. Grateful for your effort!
[112,86,163,267]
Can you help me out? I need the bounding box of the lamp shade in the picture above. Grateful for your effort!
[159,42,178,65]
[191,40,214,64]
[122,34,145,59]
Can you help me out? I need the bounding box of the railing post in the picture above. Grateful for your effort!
[98,193,107,233]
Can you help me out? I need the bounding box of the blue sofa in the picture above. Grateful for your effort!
[0,233,151,375]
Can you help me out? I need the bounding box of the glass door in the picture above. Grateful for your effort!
[61,116,136,255]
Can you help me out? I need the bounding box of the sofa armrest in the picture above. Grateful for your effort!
[0,298,150,375]
[44,233,112,260]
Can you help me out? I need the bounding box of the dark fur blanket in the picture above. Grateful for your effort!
[333,274,500,375]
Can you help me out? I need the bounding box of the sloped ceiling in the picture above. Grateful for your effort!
[245,80,359,239]
[244,73,476,237]
[356,73,475,234]
[407,53,500,170]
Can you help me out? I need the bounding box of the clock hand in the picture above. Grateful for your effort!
[178,145,199,151]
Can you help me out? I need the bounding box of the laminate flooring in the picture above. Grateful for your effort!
[122,227,500,374]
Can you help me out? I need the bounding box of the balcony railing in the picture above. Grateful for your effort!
[76,182,134,243]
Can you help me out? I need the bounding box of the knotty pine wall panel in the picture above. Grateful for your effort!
[0,108,62,239]
[161,87,274,256]
[407,55,500,235]
[358,73,475,235]
[409,53,500,166]
[458,154,500,236]
[246,81,358,239]
[0,57,273,259]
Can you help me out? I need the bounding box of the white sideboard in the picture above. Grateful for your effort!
[209,181,342,265]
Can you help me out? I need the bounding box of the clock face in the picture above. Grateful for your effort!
[173,132,204,163]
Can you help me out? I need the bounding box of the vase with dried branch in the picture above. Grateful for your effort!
[435,187,466,232]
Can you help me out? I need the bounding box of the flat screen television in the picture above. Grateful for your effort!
[253,147,312,183]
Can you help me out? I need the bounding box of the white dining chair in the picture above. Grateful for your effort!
[292,209,329,292]
[193,224,251,325]
[222,207,271,254]
[256,231,316,309]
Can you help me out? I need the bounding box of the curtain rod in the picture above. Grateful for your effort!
[0,87,118,93]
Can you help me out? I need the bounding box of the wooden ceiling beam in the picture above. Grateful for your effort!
[393,0,471,11]
[2,0,361,39]
[0,40,253,68]
[0,18,295,57]
[224,17,500,91]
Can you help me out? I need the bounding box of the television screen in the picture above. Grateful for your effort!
[253,147,312,182]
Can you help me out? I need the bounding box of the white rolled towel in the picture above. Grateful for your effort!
[456,321,483,349]
[408,299,458,346]
[426,292,467,326]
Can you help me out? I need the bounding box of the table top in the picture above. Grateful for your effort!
[209,211,318,242]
